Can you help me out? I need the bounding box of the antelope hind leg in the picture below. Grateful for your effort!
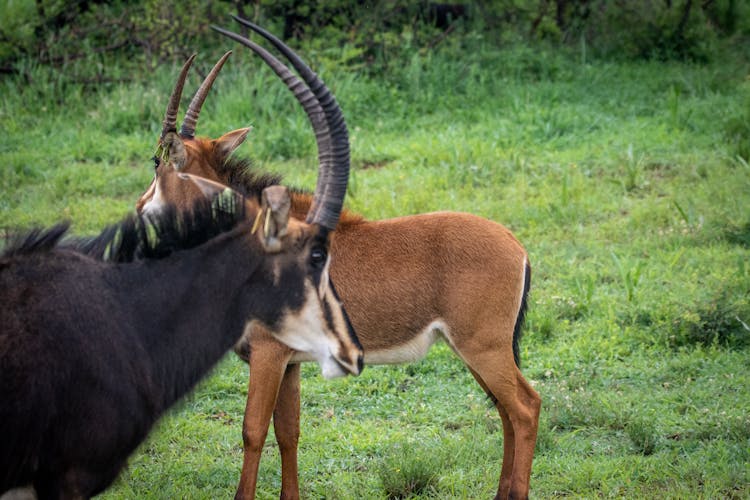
[461,347,540,499]
[468,367,516,499]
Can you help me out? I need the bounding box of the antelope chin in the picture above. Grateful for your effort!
[319,355,349,379]
[316,347,363,379]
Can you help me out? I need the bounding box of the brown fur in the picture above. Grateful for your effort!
[136,132,541,500]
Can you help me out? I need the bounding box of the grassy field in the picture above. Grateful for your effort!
[1,34,749,499]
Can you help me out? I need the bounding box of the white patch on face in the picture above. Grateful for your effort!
[318,256,331,297]
[141,180,166,216]
[364,319,448,364]
[271,280,351,379]
[320,355,348,379]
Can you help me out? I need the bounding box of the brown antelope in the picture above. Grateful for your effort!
[136,18,541,500]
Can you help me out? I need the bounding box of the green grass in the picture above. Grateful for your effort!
[1,36,749,499]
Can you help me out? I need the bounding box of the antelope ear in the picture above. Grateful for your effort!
[177,173,234,199]
[162,131,188,170]
[258,185,291,253]
[215,127,252,160]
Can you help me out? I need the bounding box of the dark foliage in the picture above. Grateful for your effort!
[3,1,747,82]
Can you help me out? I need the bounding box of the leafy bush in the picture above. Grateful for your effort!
[635,290,750,350]
[4,0,748,84]
[0,0,233,76]
[669,294,750,349]
[528,0,750,61]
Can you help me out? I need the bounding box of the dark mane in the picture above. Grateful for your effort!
[217,154,364,226]
[1,223,71,258]
[2,196,247,263]
[218,155,285,199]
[78,195,247,262]
[218,154,372,225]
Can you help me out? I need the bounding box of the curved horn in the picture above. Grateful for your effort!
[213,19,350,231]
[162,54,197,143]
[180,51,232,139]
[232,17,350,230]
[210,26,331,228]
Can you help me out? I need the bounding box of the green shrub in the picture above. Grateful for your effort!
[665,292,749,349]
[377,440,446,499]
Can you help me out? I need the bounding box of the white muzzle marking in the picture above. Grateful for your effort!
[271,279,357,379]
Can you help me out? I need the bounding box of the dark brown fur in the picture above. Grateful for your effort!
[1,194,359,499]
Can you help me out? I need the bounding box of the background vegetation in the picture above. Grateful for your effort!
[1,1,749,498]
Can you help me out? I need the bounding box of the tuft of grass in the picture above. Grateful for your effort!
[626,414,661,456]
[622,143,647,192]
[376,440,445,499]
[610,251,645,303]
[669,292,750,349]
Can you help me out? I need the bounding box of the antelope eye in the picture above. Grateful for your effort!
[152,156,161,171]
[310,247,327,267]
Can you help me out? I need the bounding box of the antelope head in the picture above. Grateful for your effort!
[141,44,360,378]
[137,52,253,216]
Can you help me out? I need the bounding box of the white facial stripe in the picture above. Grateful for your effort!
[322,269,363,374]
[271,280,357,379]
[141,179,165,216]
[142,179,156,201]
[318,256,331,297]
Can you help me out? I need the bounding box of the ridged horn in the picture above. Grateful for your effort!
[210,26,330,228]
[212,18,350,231]
[161,54,197,143]
[232,17,350,230]
[180,51,232,139]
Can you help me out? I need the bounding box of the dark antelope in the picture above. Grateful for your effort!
[0,65,362,497]
[136,18,541,500]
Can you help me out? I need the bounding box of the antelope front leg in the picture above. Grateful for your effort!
[274,363,302,500]
[235,334,294,500]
